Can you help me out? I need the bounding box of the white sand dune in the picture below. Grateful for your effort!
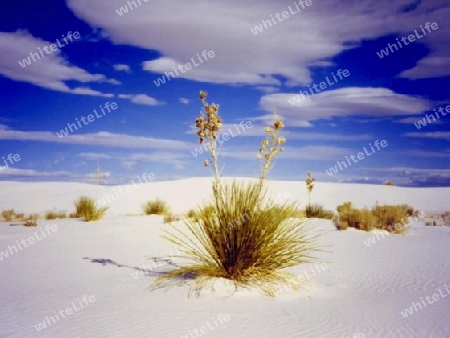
[0,178,449,337]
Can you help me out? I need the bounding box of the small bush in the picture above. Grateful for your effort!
[143,199,170,215]
[26,214,39,221]
[24,220,37,227]
[1,209,15,222]
[74,196,108,222]
[163,213,180,224]
[372,204,412,234]
[14,213,24,220]
[305,204,334,219]
[45,210,67,220]
[69,212,78,218]
[335,202,412,234]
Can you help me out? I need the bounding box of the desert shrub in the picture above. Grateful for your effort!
[143,199,169,215]
[1,209,15,222]
[335,202,412,234]
[24,220,37,227]
[26,214,39,221]
[305,204,333,219]
[384,181,395,186]
[74,196,108,222]
[163,213,180,224]
[45,210,67,220]
[372,204,412,233]
[155,91,320,297]
[69,212,78,218]
[14,213,24,220]
[45,211,58,220]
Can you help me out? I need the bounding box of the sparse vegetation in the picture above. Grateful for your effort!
[143,199,170,215]
[1,209,16,222]
[156,91,320,297]
[45,210,66,220]
[305,204,333,219]
[74,196,108,222]
[334,201,413,234]
[163,213,180,224]
[23,220,37,227]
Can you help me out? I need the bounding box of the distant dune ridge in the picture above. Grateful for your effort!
[0,178,448,215]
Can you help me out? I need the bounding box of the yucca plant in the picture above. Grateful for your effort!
[74,196,108,222]
[154,91,320,297]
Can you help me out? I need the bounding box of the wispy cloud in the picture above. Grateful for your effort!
[0,127,194,149]
[118,94,165,106]
[260,87,431,121]
[0,30,115,97]
[403,131,450,140]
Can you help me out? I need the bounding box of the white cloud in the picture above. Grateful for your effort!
[403,131,450,139]
[118,94,165,106]
[0,127,194,149]
[260,87,432,121]
[180,98,190,105]
[0,167,77,178]
[79,151,189,167]
[0,30,115,97]
[66,0,450,85]
[114,64,131,72]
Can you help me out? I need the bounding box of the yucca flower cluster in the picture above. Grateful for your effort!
[195,91,223,182]
[258,111,286,182]
[306,172,315,207]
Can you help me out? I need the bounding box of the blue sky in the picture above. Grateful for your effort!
[0,0,449,186]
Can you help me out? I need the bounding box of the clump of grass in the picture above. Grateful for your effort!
[1,209,16,222]
[74,196,108,222]
[143,199,169,215]
[305,204,334,219]
[155,91,320,297]
[163,213,180,224]
[334,201,413,234]
[45,210,67,220]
